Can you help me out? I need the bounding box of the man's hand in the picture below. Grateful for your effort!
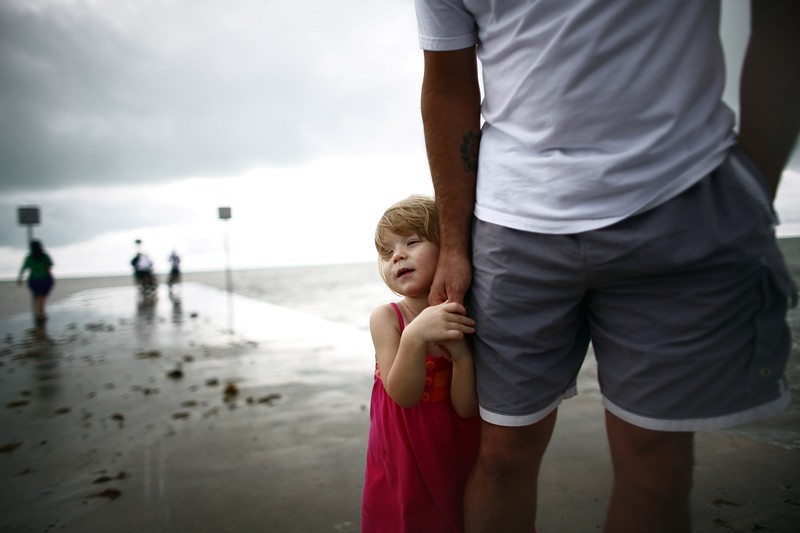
[429,250,472,306]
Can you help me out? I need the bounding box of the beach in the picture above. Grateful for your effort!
[1,239,799,532]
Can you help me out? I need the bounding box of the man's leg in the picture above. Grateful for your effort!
[465,410,557,532]
[604,410,694,533]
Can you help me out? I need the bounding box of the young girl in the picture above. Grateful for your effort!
[362,195,481,533]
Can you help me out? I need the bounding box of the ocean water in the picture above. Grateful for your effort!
[180,262,396,332]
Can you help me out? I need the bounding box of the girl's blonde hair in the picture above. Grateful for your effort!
[374,194,439,259]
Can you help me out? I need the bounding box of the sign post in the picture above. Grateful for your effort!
[17,206,40,246]
[218,207,233,333]
[218,207,233,295]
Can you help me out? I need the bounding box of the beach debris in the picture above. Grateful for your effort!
[135,349,161,359]
[16,467,36,476]
[166,365,184,380]
[4,333,12,343]
[183,354,194,362]
[712,518,734,530]
[247,393,282,406]
[750,525,767,531]
[88,487,122,500]
[711,498,742,508]
[55,407,71,415]
[202,407,219,419]
[172,412,190,420]
[0,440,22,453]
[181,400,200,408]
[85,322,114,332]
[223,382,239,402]
[111,413,125,428]
[206,378,220,387]
[189,312,198,318]
[93,471,129,484]
[131,385,160,395]
[6,400,30,408]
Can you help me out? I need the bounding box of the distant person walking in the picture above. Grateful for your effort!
[167,250,181,289]
[17,240,55,323]
[131,251,154,285]
[131,240,156,298]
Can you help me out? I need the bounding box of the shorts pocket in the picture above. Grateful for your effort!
[725,145,779,226]
[749,260,796,389]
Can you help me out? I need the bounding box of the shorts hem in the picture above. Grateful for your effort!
[602,384,791,432]
[479,386,577,427]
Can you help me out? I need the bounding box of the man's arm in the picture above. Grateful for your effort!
[737,0,800,199]
[421,47,482,305]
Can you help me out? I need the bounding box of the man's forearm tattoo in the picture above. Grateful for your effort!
[460,131,481,172]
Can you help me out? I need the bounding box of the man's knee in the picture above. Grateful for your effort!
[477,412,557,479]
[606,412,694,495]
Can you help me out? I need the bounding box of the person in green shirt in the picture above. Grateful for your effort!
[17,240,55,323]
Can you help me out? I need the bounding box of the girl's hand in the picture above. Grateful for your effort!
[405,301,475,345]
[437,338,471,362]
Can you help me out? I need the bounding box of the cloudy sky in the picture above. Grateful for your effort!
[1,1,798,279]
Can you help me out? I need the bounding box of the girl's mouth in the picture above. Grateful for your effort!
[397,268,413,278]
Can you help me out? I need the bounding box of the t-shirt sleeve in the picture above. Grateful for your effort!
[414,0,478,51]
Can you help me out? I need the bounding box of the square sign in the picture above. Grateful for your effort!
[18,206,40,225]
[218,207,232,220]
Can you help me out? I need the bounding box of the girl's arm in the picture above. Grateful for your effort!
[370,304,428,407]
[442,339,479,419]
[370,301,477,408]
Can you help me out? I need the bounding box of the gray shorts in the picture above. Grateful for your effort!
[469,146,797,431]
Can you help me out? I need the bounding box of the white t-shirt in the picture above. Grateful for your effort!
[415,0,736,233]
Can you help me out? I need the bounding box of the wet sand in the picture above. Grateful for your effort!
[1,278,799,531]
[1,284,374,532]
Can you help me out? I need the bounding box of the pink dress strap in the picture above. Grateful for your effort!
[389,302,405,331]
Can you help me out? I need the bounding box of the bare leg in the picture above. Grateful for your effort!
[465,410,557,532]
[34,296,46,319]
[604,410,694,533]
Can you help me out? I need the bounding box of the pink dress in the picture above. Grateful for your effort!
[362,303,481,532]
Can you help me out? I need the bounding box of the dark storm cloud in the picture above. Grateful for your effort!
[0,0,420,194]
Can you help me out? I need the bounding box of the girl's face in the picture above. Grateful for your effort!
[379,230,439,298]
